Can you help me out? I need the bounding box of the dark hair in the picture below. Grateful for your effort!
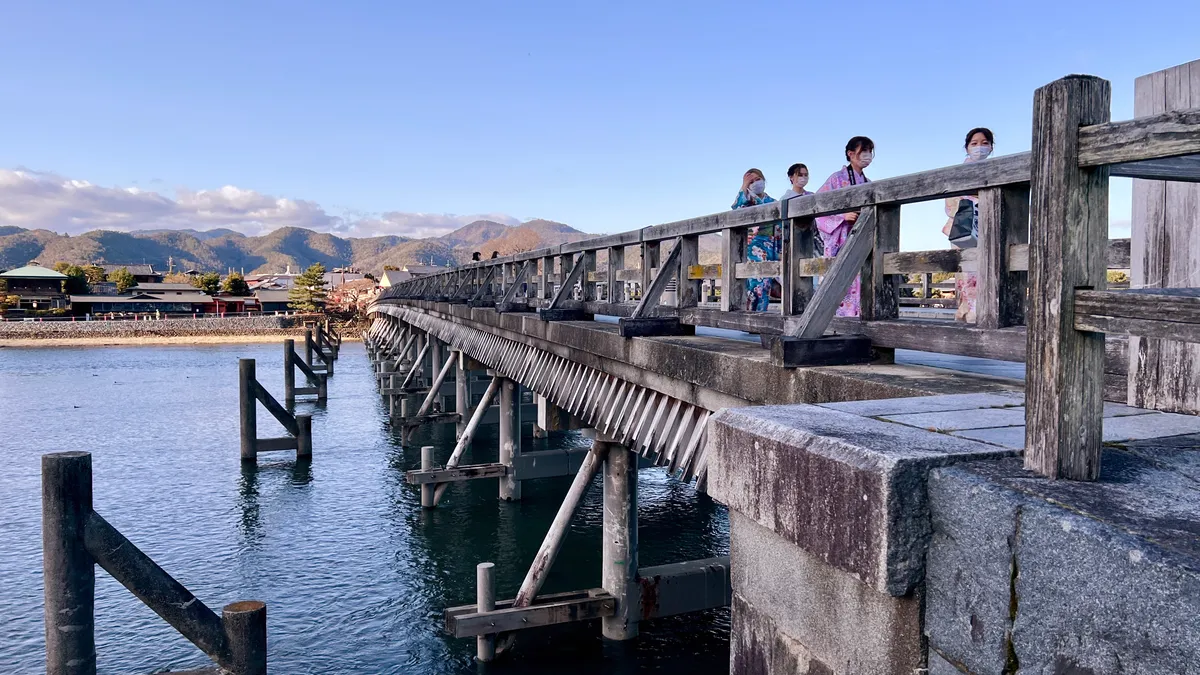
[490,251,499,259]
[964,127,994,149]
[471,251,481,261]
[844,136,874,161]
[787,163,809,178]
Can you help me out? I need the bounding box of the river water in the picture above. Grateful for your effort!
[0,343,730,674]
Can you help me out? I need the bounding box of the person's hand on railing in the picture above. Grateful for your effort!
[844,211,859,224]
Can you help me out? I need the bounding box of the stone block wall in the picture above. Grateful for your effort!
[0,315,302,339]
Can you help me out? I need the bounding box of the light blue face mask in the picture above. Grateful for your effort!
[968,145,993,161]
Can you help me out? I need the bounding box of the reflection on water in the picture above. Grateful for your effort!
[0,343,729,674]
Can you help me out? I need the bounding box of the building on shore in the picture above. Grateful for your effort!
[379,265,447,287]
[0,264,70,310]
[70,292,213,315]
[96,264,163,285]
[253,289,292,313]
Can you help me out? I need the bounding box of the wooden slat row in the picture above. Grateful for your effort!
[369,309,712,481]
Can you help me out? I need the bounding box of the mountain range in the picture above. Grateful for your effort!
[0,220,592,275]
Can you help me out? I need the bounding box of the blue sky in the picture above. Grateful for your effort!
[1,1,1197,249]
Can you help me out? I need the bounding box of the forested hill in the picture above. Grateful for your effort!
[0,219,591,274]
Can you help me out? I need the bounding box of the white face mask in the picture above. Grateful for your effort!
[791,175,809,190]
[857,151,874,168]
[749,179,766,195]
[968,144,993,161]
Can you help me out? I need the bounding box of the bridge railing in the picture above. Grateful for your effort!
[377,74,1200,481]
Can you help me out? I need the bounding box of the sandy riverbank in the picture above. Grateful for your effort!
[0,334,362,348]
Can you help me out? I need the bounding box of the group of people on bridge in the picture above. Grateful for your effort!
[731,128,996,322]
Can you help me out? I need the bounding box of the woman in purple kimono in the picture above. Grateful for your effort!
[815,136,875,317]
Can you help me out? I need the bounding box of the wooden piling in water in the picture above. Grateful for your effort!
[476,563,496,662]
[296,415,312,459]
[498,378,521,501]
[221,601,267,675]
[421,446,435,508]
[455,351,470,436]
[433,376,502,505]
[283,339,296,403]
[601,442,638,640]
[239,359,257,462]
[42,451,96,675]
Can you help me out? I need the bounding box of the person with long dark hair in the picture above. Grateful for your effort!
[814,136,874,317]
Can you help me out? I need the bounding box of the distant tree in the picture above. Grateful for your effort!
[383,265,400,271]
[82,265,107,286]
[288,263,328,312]
[108,267,137,293]
[192,272,221,294]
[221,271,250,296]
[363,272,377,282]
[52,262,89,294]
[163,272,192,284]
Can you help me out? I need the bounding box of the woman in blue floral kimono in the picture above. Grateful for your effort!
[731,168,777,311]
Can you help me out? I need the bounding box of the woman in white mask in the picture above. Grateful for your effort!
[942,127,995,322]
[731,168,777,310]
[814,136,875,317]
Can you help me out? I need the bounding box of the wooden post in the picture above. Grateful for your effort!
[976,186,1030,328]
[1025,74,1111,481]
[283,339,296,404]
[296,415,312,460]
[676,235,700,309]
[540,255,556,304]
[560,254,575,299]
[607,246,625,304]
[239,359,257,462]
[1129,59,1200,414]
[720,228,744,312]
[430,339,444,406]
[641,241,660,304]
[601,441,638,641]
[861,204,901,322]
[782,216,816,316]
[304,329,313,367]
[42,451,95,675]
[499,379,521,501]
[455,351,470,436]
[221,601,267,675]
[420,446,435,508]
[476,563,496,662]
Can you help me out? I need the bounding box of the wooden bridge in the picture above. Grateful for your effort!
[366,68,1200,672]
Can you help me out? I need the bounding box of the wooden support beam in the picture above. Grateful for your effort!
[976,185,1031,328]
[720,227,745,312]
[445,589,615,639]
[607,246,626,303]
[781,211,817,316]
[629,239,682,319]
[1025,74,1111,481]
[860,204,901,322]
[784,206,878,338]
[406,462,509,485]
[676,234,700,309]
[1074,288,1200,343]
[433,376,502,504]
[546,252,590,310]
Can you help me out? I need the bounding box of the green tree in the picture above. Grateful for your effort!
[192,272,221,294]
[82,265,107,287]
[52,262,90,294]
[108,267,137,293]
[221,271,250,296]
[288,263,328,312]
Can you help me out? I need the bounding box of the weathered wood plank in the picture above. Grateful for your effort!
[1024,74,1110,481]
[861,204,900,322]
[677,234,700,308]
[720,228,745,312]
[631,240,681,319]
[1110,155,1200,183]
[547,252,589,310]
[785,206,878,338]
[781,214,817,316]
[406,462,509,485]
[733,260,782,280]
[445,590,615,638]
[977,185,1031,328]
[255,437,298,453]
[686,264,722,280]
[607,246,625,303]
[1077,108,1200,167]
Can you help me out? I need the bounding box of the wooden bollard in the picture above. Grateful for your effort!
[239,359,257,462]
[420,446,435,508]
[42,451,96,675]
[221,601,267,675]
[296,415,313,460]
[476,562,496,662]
[304,330,313,368]
[283,340,296,403]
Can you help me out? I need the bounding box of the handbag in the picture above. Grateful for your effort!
[948,198,977,248]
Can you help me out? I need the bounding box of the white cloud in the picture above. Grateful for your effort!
[0,168,519,239]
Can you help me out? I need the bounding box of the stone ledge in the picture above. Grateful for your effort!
[706,404,1014,595]
[926,438,1200,674]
